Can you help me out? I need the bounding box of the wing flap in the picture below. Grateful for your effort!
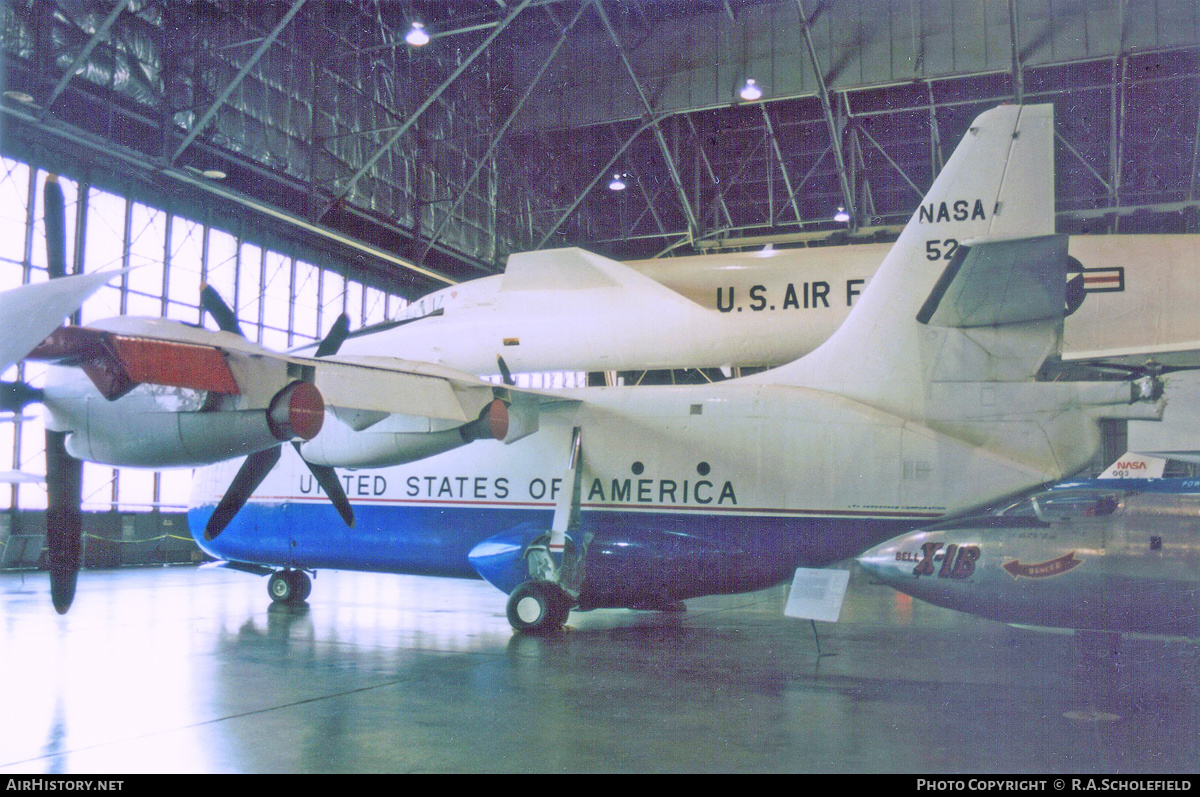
[29,326,240,399]
[312,358,492,423]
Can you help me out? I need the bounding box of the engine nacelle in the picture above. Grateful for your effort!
[43,367,323,468]
[301,398,520,468]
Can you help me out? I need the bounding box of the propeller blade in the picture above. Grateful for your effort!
[0,381,44,413]
[200,284,245,337]
[497,355,515,386]
[42,175,83,613]
[45,429,83,614]
[204,446,281,540]
[315,313,351,357]
[1076,359,1195,378]
[44,175,68,279]
[292,443,354,527]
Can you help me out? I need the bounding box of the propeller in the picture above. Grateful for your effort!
[200,283,245,337]
[202,309,356,541]
[314,313,350,357]
[1072,357,1194,404]
[497,354,515,387]
[1073,357,1194,379]
[40,174,86,613]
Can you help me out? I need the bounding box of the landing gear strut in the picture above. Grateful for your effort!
[506,580,571,633]
[268,569,311,604]
[504,427,585,634]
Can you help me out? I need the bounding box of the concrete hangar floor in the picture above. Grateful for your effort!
[0,563,1196,774]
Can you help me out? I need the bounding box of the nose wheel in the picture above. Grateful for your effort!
[506,580,571,633]
[268,569,312,604]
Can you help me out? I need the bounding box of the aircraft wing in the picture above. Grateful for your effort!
[501,247,704,308]
[1061,235,1200,370]
[0,270,125,373]
[31,318,503,423]
[31,314,569,472]
[310,355,494,423]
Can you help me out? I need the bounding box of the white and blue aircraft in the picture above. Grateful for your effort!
[16,104,1168,630]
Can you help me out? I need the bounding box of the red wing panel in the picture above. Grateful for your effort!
[29,326,240,399]
[111,336,239,395]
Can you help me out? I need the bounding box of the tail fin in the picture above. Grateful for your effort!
[1098,451,1167,479]
[762,104,1060,410]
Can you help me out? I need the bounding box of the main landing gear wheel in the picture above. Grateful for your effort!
[268,569,311,604]
[506,580,571,633]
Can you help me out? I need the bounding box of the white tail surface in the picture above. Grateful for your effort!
[758,104,1057,416]
[1098,452,1167,479]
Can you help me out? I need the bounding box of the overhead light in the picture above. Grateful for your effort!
[184,165,227,180]
[405,22,431,47]
[3,90,36,106]
[834,206,851,223]
[608,173,627,191]
[739,79,763,101]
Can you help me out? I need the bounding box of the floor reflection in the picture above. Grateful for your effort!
[1,565,1197,773]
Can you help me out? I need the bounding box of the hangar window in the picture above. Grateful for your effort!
[0,156,409,519]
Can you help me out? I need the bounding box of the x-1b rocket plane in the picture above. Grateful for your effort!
[855,453,1200,638]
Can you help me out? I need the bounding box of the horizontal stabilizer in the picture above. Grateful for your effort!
[917,235,1068,328]
[501,247,701,307]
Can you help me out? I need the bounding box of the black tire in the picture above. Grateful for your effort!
[289,569,312,602]
[268,570,310,604]
[506,580,571,633]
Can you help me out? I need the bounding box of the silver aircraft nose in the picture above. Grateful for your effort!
[855,532,928,586]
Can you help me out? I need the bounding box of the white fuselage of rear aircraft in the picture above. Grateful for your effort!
[348,234,1200,377]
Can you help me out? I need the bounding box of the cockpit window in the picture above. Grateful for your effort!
[1028,489,1122,521]
[996,497,1039,517]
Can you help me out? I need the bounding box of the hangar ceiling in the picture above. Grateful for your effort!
[2,0,1199,299]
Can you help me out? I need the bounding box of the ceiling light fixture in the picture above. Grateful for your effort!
[3,90,36,105]
[609,173,627,191]
[739,78,763,101]
[834,206,850,223]
[184,165,228,181]
[405,22,431,47]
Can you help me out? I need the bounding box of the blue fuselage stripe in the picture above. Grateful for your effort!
[188,501,920,588]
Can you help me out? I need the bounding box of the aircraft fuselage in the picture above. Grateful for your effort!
[857,483,1200,636]
[189,378,1124,609]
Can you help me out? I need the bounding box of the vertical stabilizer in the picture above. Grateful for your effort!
[1098,452,1167,480]
[760,104,1059,415]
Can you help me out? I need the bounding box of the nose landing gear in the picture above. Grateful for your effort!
[506,579,572,633]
